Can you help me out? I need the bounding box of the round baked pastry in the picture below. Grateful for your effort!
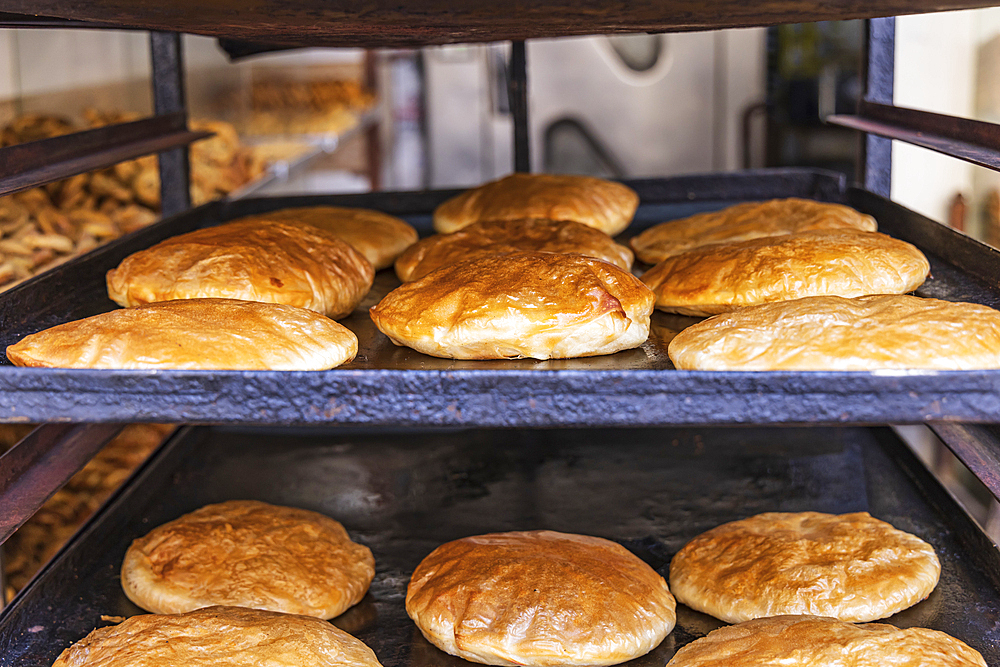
[106,219,374,319]
[669,512,940,623]
[406,530,676,666]
[241,205,418,270]
[370,252,655,360]
[395,218,633,282]
[640,230,929,316]
[6,299,357,370]
[668,294,1000,371]
[630,198,877,265]
[121,500,374,619]
[51,606,384,667]
[433,173,639,236]
[665,615,986,667]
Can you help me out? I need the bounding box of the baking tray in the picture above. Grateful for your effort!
[1,0,998,48]
[3,168,1000,426]
[1,424,998,665]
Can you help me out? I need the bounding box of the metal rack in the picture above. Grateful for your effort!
[1,2,1000,664]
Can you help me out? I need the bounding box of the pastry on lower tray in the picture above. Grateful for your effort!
[240,205,418,270]
[370,252,655,360]
[665,615,986,667]
[6,299,357,370]
[669,511,940,623]
[51,605,384,667]
[121,500,374,618]
[668,294,1000,370]
[639,230,929,316]
[630,198,877,265]
[395,217,634,282]
[406,530,676,666]
[106,219,374,319]
[433,173,639,236]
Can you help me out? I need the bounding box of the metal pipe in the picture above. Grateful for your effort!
[150,31,192,218]
[510,40,530,172]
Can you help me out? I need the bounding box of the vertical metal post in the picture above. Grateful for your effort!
[150,31,191,217]
[860,17,894,197]
[509,40,530,173]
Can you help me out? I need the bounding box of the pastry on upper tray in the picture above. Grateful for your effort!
[665,615,986,667]
[51,606,384,667]
[239,205,418,270]
[433,173,639,236]
[121,500,374,618]
[640,229,929,316]
[370,252,654,360]
[630,198,877,265]
[668,294,1000,371]
[406,530,676,666]
[395,218,633,282]
[669,511,940,623]
[106,219,374,319]
[6,298,357,370]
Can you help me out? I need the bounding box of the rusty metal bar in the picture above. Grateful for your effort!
[0,423,123,545]
[151,32,193,218]
[0,112,210,198]
[830,101,1000,173]
[928,423,1000,503]
[510,40,530,172]
[859,17,894,197]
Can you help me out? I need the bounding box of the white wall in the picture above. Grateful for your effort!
[892,9,1000,228]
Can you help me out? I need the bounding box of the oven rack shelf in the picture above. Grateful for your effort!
[2,424,998,665]
[1,169,999,427]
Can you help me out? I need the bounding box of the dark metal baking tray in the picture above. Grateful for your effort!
[1,0,999,48]
[3,168,1000,426]
[1,425,998,665]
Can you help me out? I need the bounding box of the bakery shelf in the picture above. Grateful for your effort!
[0,0,998,47]
[1,424,998,664]
[2,168,1000,426]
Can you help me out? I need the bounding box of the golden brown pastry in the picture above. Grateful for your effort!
[371,252,654,360]
[50,605,384,667]
[395,218,633,282]
[121,500,374,619]
[106,219,374,319]
[241,206,418,270]
[433,173,638,236]
[630,198,877,264]
[669,512,940,623]
[666,615,985,667]
[6,299,357,370]
[668,294,1000,370]
[640,230,929,316]
[406,530,676,666]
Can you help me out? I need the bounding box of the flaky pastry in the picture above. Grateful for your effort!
[395,218,633,282]
[6,299,357,370]
[121,500,374,618]
[106,219,374,318]
[665,615,985,667]
[433,173,638,236]
[669,512,940,623]
[240,205,418,270]
[640,230,929,316]
[371,252,654,360]
[51,605,384,667]
[406,530,676,666]
[668,294,1000,370]
[630,198,877,264]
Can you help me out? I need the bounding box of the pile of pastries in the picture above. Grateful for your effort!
[8,170,1000,371]
[48,500,985,666]
[246,78,375,136]
[0,111,267,291]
